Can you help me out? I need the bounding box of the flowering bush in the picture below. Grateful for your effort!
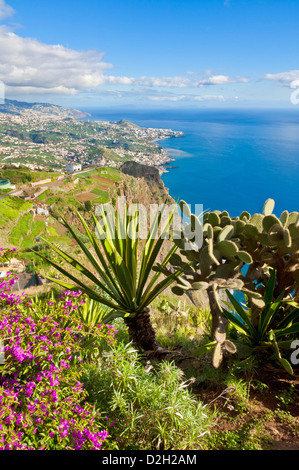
[0,249,118,450]
[0,247,18,263]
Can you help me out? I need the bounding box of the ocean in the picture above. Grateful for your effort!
[81,108,299,218]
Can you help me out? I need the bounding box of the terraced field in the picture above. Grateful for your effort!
[0,167,122,254]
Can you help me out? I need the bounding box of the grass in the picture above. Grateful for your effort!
[76,299,299,451]
[45,235,72,246]
[0,197,32,225]
[31,220,46,238]
[91,187,109,198]
[77,170,98,178]
[123,295,298,450]
[47,227,59,236]
[8,215,46,249]
[0,167,60,185]
[91,187,108,196]
[38,189,51,201]
[275,409,299,437]
[204,418,274,450]
[81,341,213,450]
[275,384,297,409]
[151,295,210,351]
[97,167,122,182]
[93,194,110,204]
[0,188,12,196]
[4,202,74,250]
[45,196,63,205]
[9,212,34,246]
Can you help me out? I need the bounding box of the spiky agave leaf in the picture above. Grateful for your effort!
[34,204,184,317]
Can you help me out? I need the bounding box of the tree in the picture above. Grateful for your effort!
[35,204,184,354]
[84,200,92,212]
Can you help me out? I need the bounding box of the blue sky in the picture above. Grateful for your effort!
[1,0,299,108]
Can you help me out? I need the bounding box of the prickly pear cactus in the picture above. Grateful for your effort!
[162,198,299,367]
[242,199,299,303]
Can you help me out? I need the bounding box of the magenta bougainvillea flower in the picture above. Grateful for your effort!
[0,248,118,450]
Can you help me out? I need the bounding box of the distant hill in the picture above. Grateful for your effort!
[117,119,141,129]
[0,99,90,120]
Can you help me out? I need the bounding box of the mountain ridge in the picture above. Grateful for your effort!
[0,99,90,120]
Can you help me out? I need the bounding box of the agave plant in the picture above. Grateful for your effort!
[35,204,184,353]
[77,297,113,328]
[221,269,299,374]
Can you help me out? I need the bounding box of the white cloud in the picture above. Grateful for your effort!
[5,85,79,96]
[107,74,249,89]
[194,95,225,101]
[133,76,192,88]
[0,0,14,21]
[109,87,226,103]
[147,94,225,103]
[263,70,299,89]
[198,74,249,85]
[0,24,249,99]
[0,26,113,94]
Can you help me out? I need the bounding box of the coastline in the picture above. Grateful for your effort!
[154,133,184,175]
[78,108,299,217]
[80,114,184,173]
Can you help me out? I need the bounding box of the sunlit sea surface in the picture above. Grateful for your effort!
[81,108,299,218]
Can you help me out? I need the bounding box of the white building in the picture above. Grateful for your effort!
[66,163,82,173]
[37,207,49,216]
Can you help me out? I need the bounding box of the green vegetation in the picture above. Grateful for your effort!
[78,170,99,178]
[0,276,116,450]
[9,212,34,246]
[0,166,59,184]
[0,167,123,263]
[221,270,299,374]
[29,130,64,144]
[163,198,299,368]
[91,187,109,196]
[0,196,32,226]
[0,188,12,196]
[0,108,178,169]
[93,195,110,204]
[35,205,185,352]
[0,119,297,452]
[38,188,51,201]
[91,188,110,203]
[82,342,211,450]
[5,208,45,248]
[0,189,298,451]
[97,167,123,182]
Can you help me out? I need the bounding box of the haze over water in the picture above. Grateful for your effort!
[82,108,299,218]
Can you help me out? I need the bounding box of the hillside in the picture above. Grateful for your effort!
[0,162,175,282]
[0,99,90,120]
[0,104,182,170]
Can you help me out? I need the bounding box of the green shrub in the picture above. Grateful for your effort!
[221,270,299,374]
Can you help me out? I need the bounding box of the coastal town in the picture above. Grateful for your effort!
[0,101,184,175]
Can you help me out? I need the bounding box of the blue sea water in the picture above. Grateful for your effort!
[81,108,299,217]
